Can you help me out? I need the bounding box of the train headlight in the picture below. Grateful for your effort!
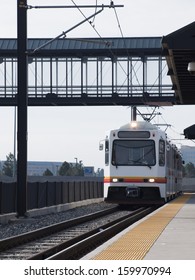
[112,178,118,182]
[148,178,155,183]
[131,121,137,128]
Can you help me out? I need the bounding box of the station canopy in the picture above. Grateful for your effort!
[162,21,195,105]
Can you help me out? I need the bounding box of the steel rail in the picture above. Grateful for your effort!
[47,207,154,260]
[0,206,118,252]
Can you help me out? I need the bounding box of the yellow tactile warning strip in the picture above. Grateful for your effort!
[92,194,192,260]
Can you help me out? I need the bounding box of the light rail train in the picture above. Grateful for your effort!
[100,121,183,205]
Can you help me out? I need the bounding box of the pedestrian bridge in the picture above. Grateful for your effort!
[1,21,195,107]
[0,37,174,106]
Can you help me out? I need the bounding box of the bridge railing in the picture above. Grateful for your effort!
[0,55,175,105]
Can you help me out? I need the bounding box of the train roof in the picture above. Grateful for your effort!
[119,121,159,130]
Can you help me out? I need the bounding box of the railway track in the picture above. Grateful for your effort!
[0,206,155,260]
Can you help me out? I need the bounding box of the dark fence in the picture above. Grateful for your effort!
[0,179,103,215]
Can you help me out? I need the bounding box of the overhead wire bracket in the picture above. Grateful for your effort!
[32,7,105,53]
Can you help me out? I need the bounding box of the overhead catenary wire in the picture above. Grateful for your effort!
[30,1,167,111]
[31,1,123,53]
[152,111,190,149]
[70,0,108,42]
[32,1,155,104]
[91,0,98,25]
[32,7,105,53]
[28,1,123,99]
[112,3,169,107]
[112,3,148,101]
[69,0,130,93]
[26,4,123,9]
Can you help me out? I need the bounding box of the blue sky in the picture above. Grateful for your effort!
[1,0,195,170]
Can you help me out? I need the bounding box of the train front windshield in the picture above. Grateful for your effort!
[112,140,156,166]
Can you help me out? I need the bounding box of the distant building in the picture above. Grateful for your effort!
[0,160,63,176]
[27,161,63,176]
[0,160,99,176]
[180,145,195,166]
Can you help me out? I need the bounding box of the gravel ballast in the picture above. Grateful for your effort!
[0,201,115,240]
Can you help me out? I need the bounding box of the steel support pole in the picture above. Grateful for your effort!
[17,0,28,217]
[131,106,137,121]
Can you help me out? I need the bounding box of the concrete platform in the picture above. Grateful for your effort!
[144,193,195,260]
[82,193,195,260]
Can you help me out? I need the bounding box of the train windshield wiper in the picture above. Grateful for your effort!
[129,159,152,169]
[145,163,152,169]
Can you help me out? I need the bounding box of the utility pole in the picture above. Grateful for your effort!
[17,0,28,216]
[15,1,123,217]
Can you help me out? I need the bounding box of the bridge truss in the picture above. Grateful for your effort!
[0,38,175,106]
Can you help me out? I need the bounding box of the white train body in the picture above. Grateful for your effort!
[102,121,183,205]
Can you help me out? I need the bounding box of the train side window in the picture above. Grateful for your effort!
[159,139,165,166]
[105,140,109,165]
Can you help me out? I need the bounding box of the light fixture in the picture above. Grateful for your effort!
[187,62,195,76]
[148,178,155,183]
[131,121,137,128]
[112,178,118,182]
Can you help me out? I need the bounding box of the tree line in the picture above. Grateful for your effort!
[2,152,195,178]
[0,153,84,177]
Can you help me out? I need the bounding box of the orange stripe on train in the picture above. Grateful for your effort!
[104,177,167,183]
